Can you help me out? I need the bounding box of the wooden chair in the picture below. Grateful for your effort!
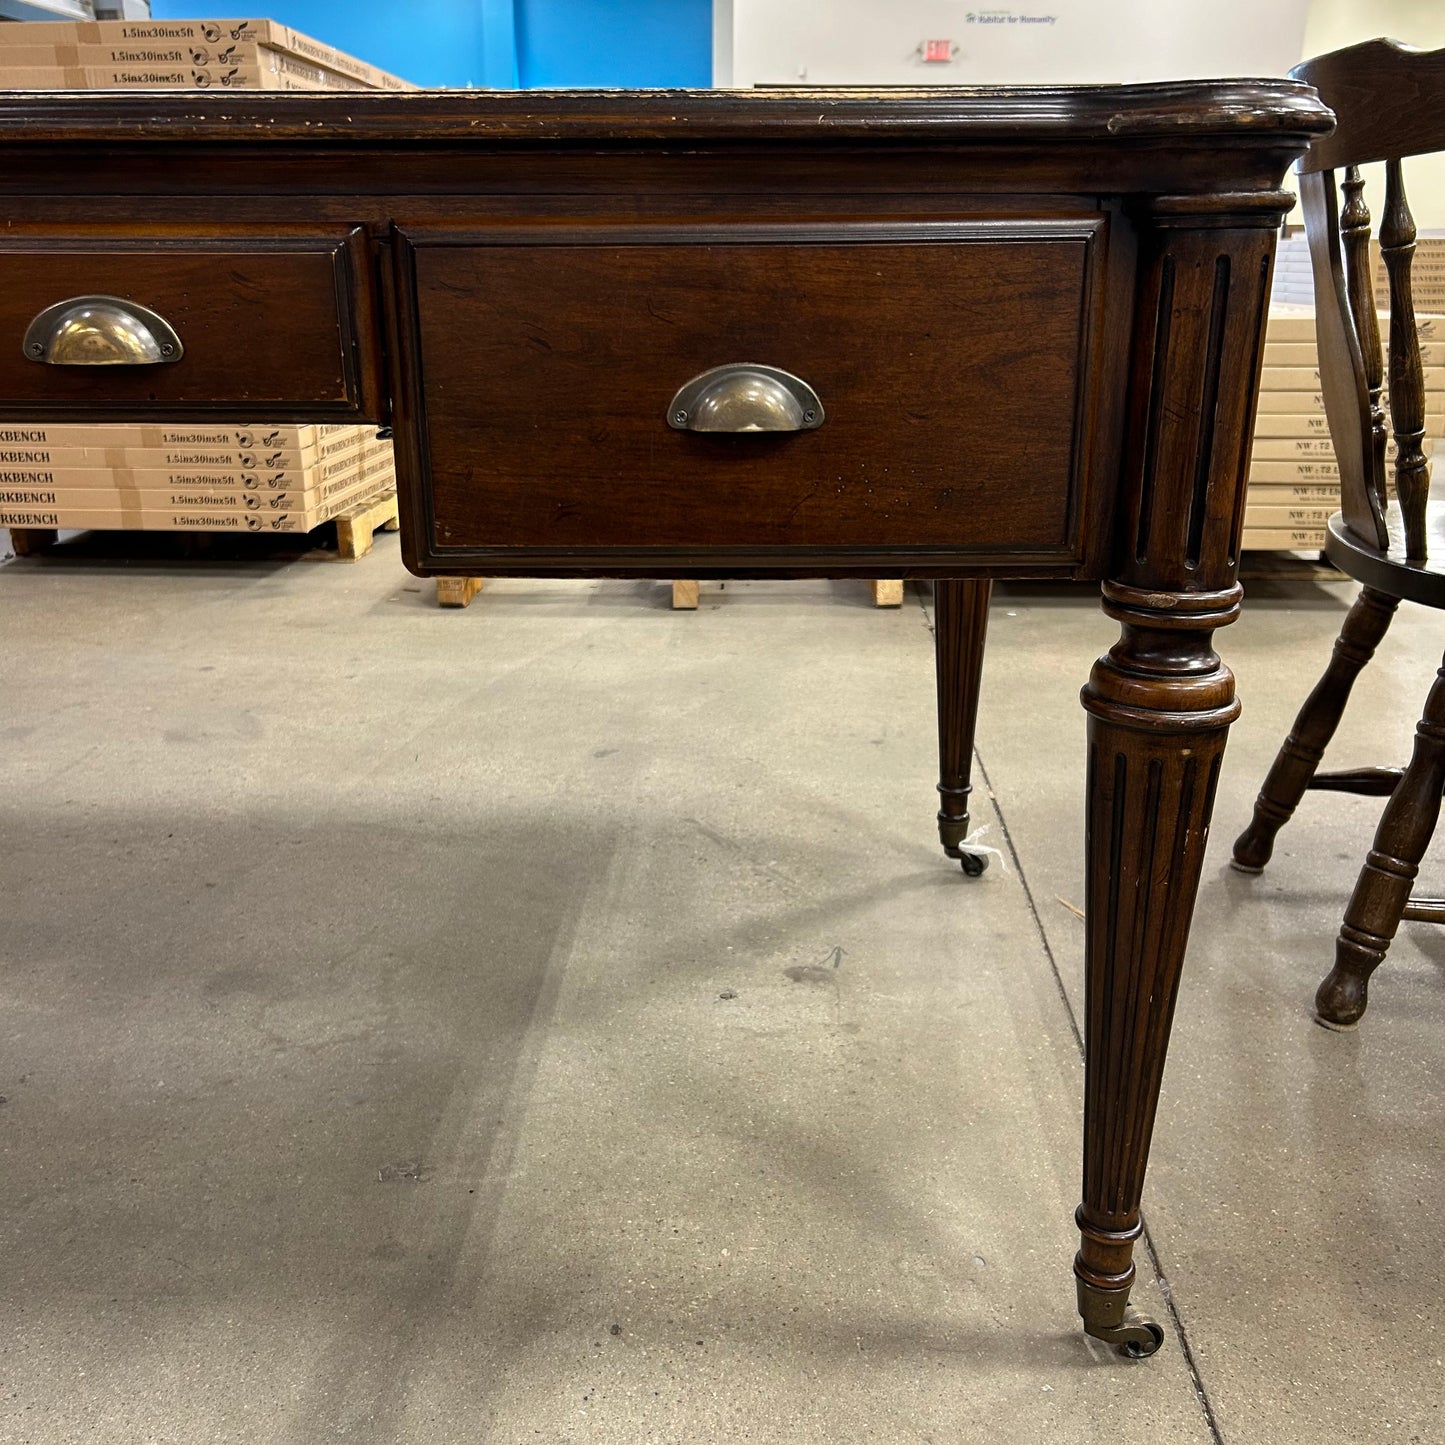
[1232,38,1445,1027]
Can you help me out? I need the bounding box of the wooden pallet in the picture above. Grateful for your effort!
[7,527,57,557]
[437,576,485,607]
[304,490,400,561]
[4,490,400,565]
[670,578,905,609]
[430,576,909,610]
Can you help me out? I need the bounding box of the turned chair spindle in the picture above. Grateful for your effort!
[1232,37,1445,1026]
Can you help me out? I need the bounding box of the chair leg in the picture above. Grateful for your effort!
[934,579,992,875]
[1317,654,1445,1027]
[1232,586,1400,872]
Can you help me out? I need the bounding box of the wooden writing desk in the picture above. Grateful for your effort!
[0,83,1333,1355]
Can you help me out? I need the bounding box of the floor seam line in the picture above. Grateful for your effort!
[914,572,1231,1438]
[970,745,1226,1444]
[971,748,1083,1056]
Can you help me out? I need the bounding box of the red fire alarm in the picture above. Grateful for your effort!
[923,39,953,63]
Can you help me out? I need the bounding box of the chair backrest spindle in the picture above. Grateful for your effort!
[1339,166,1388,511]
[1292,38,1445,562]
[1380,158,1430,557]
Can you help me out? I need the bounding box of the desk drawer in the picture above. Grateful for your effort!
[0,229,377,419]
[390,220,1112,574]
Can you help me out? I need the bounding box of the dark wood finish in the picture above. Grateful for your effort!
[934,580,991,874]
[1339,167,1388,514]
[1293,38,1445,175]
[1075,188,1285,1355]
[0,228,380,420]
[1324,503,1445,608]
[0,82,1331,1355]
[1233,41,1445,1027]
[1297,168,1387,548]
[1380,159,1430,559]
[1232,586,1400,871]
[1401,897,1445,924]
[380,210,1130,580]
[0,82,1334,151]
[1294,38,1445,559]
[399,224,1101,566]
[1319,656,1445,1026]
[1308,766,1407,796]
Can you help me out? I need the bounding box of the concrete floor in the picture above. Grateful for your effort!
[1,537,1442,1444]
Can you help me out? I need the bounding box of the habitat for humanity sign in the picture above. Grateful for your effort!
[723,1,1311,86]
[964,10,1060,23]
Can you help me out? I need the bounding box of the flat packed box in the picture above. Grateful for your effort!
[336,449,394,487]
[0,481,369,512]
[0,423,363,448]
[1243,481,1339,503]
[0,450,372,491]
[1243,503,1336,527]
[1257,342,1445,367]
[1248,460,1348,483]
[0,453,389,503]
[0,43,360,82]
[1256,386,1440,415]
[0,64,363,91]
[1265,305,1445,344]
[1254,411,1444,437]
[0,433,366,472]
[1239,528,1328,549]
[349,454,396,490]
[1249,435,1422,460]
[1262,364,1445,391]
[0,46,369,89]
[0,473,390,534]
[0,18,412,90]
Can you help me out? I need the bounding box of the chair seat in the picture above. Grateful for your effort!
[1326,500,1445,608]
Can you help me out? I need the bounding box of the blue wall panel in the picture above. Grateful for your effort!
[516,0,711,88]
[150,1,713,89]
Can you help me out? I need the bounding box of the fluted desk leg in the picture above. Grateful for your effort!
[1073,190,1286,1353]
[934,580,992,875]
[1076,583,1240,1354]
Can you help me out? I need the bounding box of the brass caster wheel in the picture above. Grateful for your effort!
[1077,1276,1164,1358]
[1090,1313,1164,1358]
[1118,1319,1165,1358]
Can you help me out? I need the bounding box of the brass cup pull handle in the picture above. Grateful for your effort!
[23,294,184,366]
[667,364,823,432]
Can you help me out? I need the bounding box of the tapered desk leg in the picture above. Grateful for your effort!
[1076,584,1240,1355]
[1072,190,1285,1354]
[934,580,992,874]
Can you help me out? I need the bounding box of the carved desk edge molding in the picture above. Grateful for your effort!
[0,80,1334,147]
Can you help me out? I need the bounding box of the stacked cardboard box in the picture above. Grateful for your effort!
[0,423,396,535]
[0,23,406,545]
[0,17,413,91]
[1242,303,1442,552]
[1272,229,1445,313]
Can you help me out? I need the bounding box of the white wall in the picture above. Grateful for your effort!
[717,1,1311,87]
[1301,1,1445,230]
[715,0,1445,228]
